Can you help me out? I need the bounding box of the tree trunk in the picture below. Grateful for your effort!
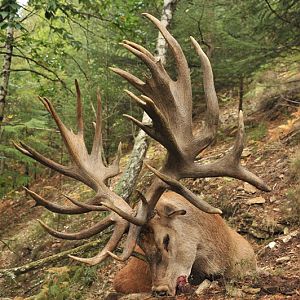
[0,24,14,132]
[114,0,178,201]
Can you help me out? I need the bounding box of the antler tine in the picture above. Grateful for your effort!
[99,190,149,227]
[142,13,190,82]
[14,142,83,184]
[190,37,219,155]
[109,67,146,95]
[69,219,128,265]
[120,41,169,83]
[38,216,114,240]
[144,163,222,214]
[74,79,84,136]
[24,187,93,214]
[123,39,156,61]
[62,194,108,212]
[186,111,271,191]
[38,96,73,145]
[107,192,149,261]
[123,91,180,155]
[100,201,145,226]
[91,88,103,158]
[108,225,141,262]
[106,142,122,178]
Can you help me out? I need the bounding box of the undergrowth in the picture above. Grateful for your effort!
[29,265,98,300]
[283,150,300,225]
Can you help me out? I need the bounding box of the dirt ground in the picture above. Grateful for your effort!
[0,102,299,299]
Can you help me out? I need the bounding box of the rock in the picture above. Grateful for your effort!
[226,285,244,298]
[280,230,299,243]
[276,256,290,263]
[269,196,276,203]
[246,196,266,205]
[267,241,276,249]
[243,183,257,194]
[195,279,211,295]
[249,228,270,239]
[242,149,252,158]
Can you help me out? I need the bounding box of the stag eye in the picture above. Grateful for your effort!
[163,234,170,252]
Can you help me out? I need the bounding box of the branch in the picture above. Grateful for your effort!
[0,238,105,279]
[8,68,58,81]
[65,54,88,80]
[4,50,73,94]
[0,239,146,279]
[264,0,300,28]
[8,68,72,94]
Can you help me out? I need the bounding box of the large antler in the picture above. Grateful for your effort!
[14,80,144,265]
[108,13,270,260]
[16,13,270,266]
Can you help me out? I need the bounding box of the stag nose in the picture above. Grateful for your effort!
[152,285,172,297]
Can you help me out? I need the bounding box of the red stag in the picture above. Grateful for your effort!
[15,13,270,297]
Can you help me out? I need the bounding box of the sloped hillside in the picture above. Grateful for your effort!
[0,69,299,300]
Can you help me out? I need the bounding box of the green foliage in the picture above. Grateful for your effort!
[285,186,300,225]
[247,123,267,141]
[283,150,300,225]
[72,265,98,287]
[0,0,161,196]
[31,265,98,300]
[290,150,300,182]
[1,0,300,199]
[173,0,300,92]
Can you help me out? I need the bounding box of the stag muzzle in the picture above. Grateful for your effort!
[151,285,173,297]
[152,275,191,297]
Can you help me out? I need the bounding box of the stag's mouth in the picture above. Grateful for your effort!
[152,275,192,297]
[176,275,191,295]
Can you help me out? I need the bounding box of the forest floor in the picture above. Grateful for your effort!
[0,89,299,299]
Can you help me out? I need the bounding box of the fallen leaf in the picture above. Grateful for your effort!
[195,279,211,295]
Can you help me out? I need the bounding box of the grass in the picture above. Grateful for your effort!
[29,265,99,300]
[247,123,268,141]
[283,150,300,225]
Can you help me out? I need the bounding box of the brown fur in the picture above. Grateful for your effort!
[114,191,256,295]
[113,247,151,293]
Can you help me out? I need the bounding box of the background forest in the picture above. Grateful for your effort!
[1,0,299,195]
[0,0,299,299]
